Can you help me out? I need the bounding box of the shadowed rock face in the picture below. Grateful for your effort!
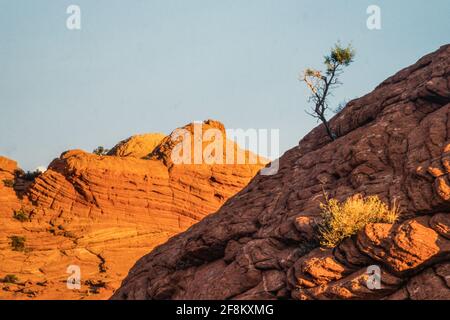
[0,120,266,299]
[112,45,450,300]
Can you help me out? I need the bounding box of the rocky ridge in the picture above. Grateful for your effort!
[112,45,450,300]
[0,120,266,299]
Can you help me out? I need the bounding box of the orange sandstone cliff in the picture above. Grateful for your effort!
[0,120,267,299]
[112,45,450,300]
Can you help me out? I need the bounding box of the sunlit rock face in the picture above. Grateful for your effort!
[113,45,450,300]
[0,120,266,299]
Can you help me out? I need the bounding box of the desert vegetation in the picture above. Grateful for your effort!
[319,193,399,248]
[14,169,42,182]
[9,235,27,252]
[301,42,355,140]
[93,146,110,156]
[13,208,31,222]
[1,274,19,284]
[85,279,107,295]
[2,179,14,188]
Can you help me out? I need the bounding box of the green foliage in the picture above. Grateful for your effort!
[301,42,355,140]
[2,179,14,188]
[325,43,355,73]
[93,146,110,156]
[1,274,19,284]
[9,236,26,252]
[13,208,31,222]
[319,194,399,248]
[23,170,42,181]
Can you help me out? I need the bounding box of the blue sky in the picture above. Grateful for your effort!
[0,0,449,170]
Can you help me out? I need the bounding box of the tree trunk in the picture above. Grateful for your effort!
[320,117,335,141]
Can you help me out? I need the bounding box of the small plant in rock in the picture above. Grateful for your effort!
[300,42,355,141]
[93,146,110,156]
[9,236,27,252]
[14,169,42,182]
[23,170,42,182]
[85,279,107,294]
[63,231,77,239]
[13,208,31,222]
[2,179,14,188]
[1,274,19,284]
[319,193,399,248]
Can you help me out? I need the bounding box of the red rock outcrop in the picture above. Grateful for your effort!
[0,157,20,207]
[0,120,266,299]
[108,133,165,158]
[112,44,450,300]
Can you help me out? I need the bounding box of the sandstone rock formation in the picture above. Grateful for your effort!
[112,45,450,300]
[0,120,266,299]
[108,133,166,158]
[0,157,20,207]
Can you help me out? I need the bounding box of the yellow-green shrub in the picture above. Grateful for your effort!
[13,209,30,222]
[319,194,399,248]
[1,274,19,284]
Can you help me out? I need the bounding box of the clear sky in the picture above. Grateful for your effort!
[1,0,449,170]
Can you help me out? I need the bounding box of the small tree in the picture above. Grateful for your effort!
[1,274,19,284]
[23,170,42,182]
[9,236,26,252]
[93,146,110,156]
[301,42,355,141]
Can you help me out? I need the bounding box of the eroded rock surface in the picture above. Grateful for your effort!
[108,133,165,158]
[0,120,266,299]
[113,45,450,300]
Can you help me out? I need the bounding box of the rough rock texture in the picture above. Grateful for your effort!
[0,157,19,206]
[113,45,450,300]
[108,133,165,158]
[0,120,266,300]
